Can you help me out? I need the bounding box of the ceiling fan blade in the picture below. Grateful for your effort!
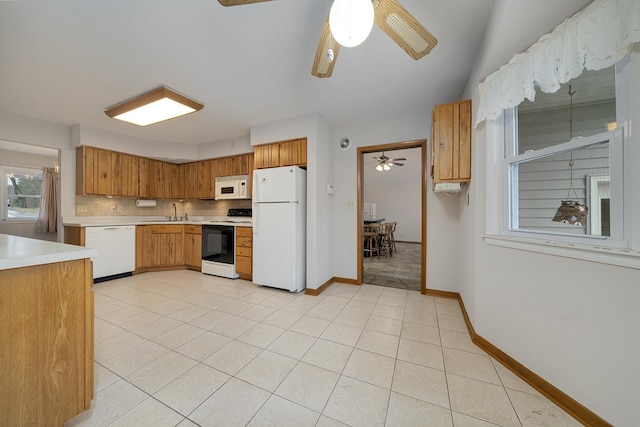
[312,15,341,78]
[374,0,437,60]
[218,0,273,6]
[389,162,404,166]
[390,157,407,161]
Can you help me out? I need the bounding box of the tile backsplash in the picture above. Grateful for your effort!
[76,196,252,218]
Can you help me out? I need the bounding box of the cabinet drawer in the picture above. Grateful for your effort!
[237,246,252,257]
[185,224,202,234]
[236,236,252,247]
[149,224,183,234]
[236,226,252,237]
[236,256,252,275]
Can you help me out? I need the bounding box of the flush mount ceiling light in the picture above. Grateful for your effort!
[329,0,375,48]
[105,86,204,126]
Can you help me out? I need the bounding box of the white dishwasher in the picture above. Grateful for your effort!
[85,226,135,281]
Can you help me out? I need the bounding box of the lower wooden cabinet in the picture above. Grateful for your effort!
[136,225,184,270]
[0,258,94,425]
[184,225,202,270]
[235,226,252,280]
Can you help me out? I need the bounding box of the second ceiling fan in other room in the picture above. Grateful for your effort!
[217,0,438,78]
[374,152,406,171]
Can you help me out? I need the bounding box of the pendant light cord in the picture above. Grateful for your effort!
[567,85,579,200]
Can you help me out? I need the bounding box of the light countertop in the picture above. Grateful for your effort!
[63,216,253,227]
[0,234,98,271]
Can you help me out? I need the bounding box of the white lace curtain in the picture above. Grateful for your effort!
[475,0,640,127]
[36,167,58,233]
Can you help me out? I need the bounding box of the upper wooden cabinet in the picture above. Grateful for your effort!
[76,146,110,196]
[279,138,307,167]
[218,154,250,177]
[77,146,253,200]
[139,158,183,199]
[254,143,279,169]
[431,100,471,185]
[254,138,307,170]
[110,151,139,197]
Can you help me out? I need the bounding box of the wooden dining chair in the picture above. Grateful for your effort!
[388,222,397,253]
[379,222,393,258]
[363,223,380,260]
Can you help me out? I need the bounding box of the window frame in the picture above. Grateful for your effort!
[1,165,43,222]
[501,124,626,247]
[486,55,638,269]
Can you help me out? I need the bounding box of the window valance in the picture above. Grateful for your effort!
[475,0,640,127]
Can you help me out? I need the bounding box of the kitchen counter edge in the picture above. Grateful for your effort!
[0,234,99,271]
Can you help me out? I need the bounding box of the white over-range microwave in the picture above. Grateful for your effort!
[215,175,249,200]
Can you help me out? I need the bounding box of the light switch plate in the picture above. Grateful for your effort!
[326,184,334,195]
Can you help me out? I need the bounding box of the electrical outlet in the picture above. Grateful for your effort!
[77,205,88,213]
[110,204,117,212]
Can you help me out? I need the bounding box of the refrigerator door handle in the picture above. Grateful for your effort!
[253,203,258,235]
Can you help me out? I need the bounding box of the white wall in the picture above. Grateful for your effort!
[250,113,334,291]
[72,124,199,162]
[197,135,252,160]
[461,0,640,424]
[0,111,73,242]
[332,113,462,291]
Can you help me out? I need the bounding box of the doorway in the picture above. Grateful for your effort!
[356,140,427,294]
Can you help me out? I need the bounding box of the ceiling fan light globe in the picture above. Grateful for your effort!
[376,164,383,171]
[329,0,374,48]
[383,164,391,171]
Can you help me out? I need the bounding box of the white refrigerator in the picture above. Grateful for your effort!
[252,166,306,292]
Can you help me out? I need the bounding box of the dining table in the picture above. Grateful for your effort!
[363,218,385,224]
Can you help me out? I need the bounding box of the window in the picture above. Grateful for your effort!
[501,63,630,248]
[1,166,43,220]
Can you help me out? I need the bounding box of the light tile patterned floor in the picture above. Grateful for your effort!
[363,242,422,291]
[67,270,580,426]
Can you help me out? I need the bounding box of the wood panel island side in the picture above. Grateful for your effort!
[0,234,97,426]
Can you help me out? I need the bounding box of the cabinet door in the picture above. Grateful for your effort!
[217,157,233,177]
[147,159,165,198]
[279,141,292,166]
[136,225,150,269]
[182,162,197,199]
[254,144,280,169]
[195,160,213,198]
[232,155,249,175]
[291,138,307,167]
[184,225,202,269]
[432,99,471,183]
[76,146,110,195]
[253,145,264,169]
[111,152,139,197]
[138,157,150,198]
[164,162,181,199]
[149,225,184,266]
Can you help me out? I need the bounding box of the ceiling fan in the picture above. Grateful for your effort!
[373,152,406,170]
[217,0,437,78]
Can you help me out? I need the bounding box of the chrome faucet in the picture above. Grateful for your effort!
[172,203,177,221]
